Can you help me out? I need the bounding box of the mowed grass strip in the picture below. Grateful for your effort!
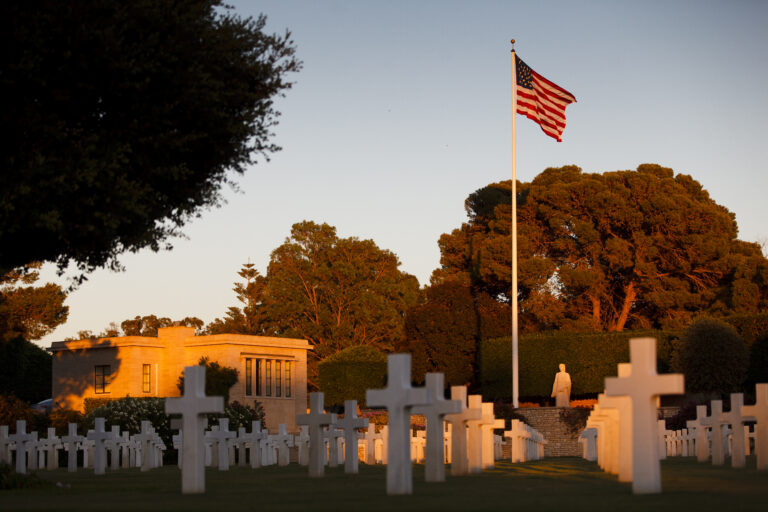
[1,457,767,511]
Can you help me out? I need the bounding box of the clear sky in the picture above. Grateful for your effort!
[37,0,768,346]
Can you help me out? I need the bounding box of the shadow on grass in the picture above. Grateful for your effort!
[0,457,766,511]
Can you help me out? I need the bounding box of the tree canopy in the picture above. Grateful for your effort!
[0,0,301,280]
[435,164,768,331]
[0,263,68,342]
[207,221,421,385]
[69,315,204,340]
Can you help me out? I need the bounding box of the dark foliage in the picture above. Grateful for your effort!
[402,280,510,387]
[0,337,52,403]
[318,345,387,408]
[0,0,301,280]
[672,318,749,396]
[177,357,239,404]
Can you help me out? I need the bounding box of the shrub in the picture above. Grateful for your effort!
[672,318,749,396]
[217,401,265,431]
[177,357,238,403]
[747,332,768,387]
[84,397,172,446]
[318,345,387,408]
[0,395,41,432]
[0,462,50,489]
[480,330,681,400]
[49,408,85,436]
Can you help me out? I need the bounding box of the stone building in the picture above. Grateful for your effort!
[50,326,311,431]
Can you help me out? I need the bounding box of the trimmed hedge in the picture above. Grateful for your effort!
[318,345,387,408]
[480,330,681,400]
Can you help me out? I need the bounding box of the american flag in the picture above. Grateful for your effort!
[515,54,576,142]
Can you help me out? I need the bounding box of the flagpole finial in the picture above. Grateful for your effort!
[510,39,515,52]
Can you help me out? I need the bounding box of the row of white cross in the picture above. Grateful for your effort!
[3,360,548,496]
[579,337,768,494]
[657,387,768,469]
[0,419,165,475]
[296,354,547,495]
[578,337,685,494]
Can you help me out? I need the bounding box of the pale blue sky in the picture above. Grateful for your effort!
[38,0,768,346]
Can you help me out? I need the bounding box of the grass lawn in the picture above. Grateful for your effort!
[2,456,767,511]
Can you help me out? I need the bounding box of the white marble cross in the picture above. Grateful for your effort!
[296,392,333,477]
[9,420,35,474]
[242,420,265,469]
[579,427,598,461]
[235,427,247,467]
[687,405,709,462]
[720,393,755,469]
[25,431,39,471]
[465,395,488,473]
[604,337,684,494]
[87,418,114,475]
[61,423,83,472]
[598,364,633,483]
[480,403,505,470]
[742,383,768,470]
[366,353,431,495]
[296,425,310,466]
[134,421,157,472]
[0,425,11,465]
[165,365,225,493]
[104,426,121,470]
[208,418,236,470]
[505,419,527,463]
[38,428,61,471]
[362,424,377,466]
[700,400,726,465]
[275,423,295,466]
[337,400,369,474]
[412,373,461,482]
[444,386,481,476]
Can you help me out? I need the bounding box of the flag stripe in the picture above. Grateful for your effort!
[515,54,576,142]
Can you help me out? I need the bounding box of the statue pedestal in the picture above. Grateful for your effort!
[512,407,586,457]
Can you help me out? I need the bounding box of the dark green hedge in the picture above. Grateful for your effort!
[318,345,387,408]
[480,330,681,400]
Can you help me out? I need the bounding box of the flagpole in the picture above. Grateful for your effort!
[510,39,519,408]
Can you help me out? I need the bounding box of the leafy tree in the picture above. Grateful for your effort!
[436,165,768,331]
[0,264,68,342]
[121,315,203,337]
[402,281,510,387]
[255,221,421,386]
[206,263,266,335]
[0,1,301,280]
[0,338,52,403]
[672,318,749,397]
[177,357,238,403]
[67,315,203,340]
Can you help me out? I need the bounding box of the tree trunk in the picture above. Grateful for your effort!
[610,282,636,332]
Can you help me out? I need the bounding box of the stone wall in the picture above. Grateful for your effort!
[513,407,582,457]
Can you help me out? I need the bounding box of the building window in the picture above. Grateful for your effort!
[245,358,253,396]
[95,365,110,394]
[275,360,282,397]
[265,360,272,397]
[255,359,262,396]
[142,364,151,393]
[285,361,292,398]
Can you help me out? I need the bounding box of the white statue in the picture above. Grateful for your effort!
[551,363,571,407]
